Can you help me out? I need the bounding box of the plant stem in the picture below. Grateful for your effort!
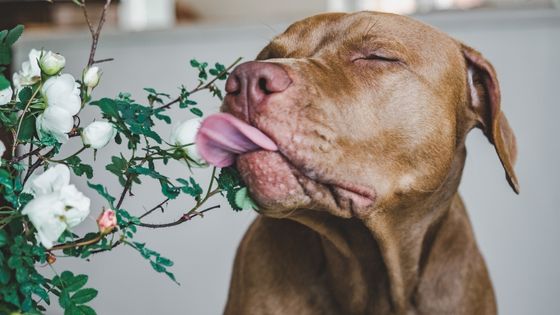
[155,57,243,110]
[82,0,112,68]
[12,84,42,157]
[49,146,87,163]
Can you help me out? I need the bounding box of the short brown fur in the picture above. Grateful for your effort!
[223,11,517,315]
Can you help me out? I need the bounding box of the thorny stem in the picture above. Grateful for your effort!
[155,57,243,110]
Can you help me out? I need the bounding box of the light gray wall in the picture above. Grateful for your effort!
[14,8,560,315]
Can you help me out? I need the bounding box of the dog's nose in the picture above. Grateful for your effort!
[226,61,292,111]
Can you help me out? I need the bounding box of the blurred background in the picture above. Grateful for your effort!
[1,0,559,314]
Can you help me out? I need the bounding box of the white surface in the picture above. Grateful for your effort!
[14,8,560,315]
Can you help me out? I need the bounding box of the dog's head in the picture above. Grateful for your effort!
[198,12,518,219]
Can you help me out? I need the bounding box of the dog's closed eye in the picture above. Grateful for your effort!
[353,53,401,63]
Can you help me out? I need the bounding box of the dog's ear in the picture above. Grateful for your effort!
[461,44,519,194]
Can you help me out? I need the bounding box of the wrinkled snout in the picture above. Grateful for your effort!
[225,61,292,117]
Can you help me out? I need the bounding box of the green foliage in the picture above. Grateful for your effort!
[0,24,24,66]
[129,242,177,284]
[65,156,93,179]
[177,177,203,202]
[86,182,115,208]
[51,271,98,315]
[0,236,47,312]
[217,167,247,211]
[0,20,243,315]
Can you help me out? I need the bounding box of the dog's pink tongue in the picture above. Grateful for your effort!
[196,113,278,167]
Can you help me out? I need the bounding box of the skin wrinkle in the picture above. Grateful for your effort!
[224,11,518,315]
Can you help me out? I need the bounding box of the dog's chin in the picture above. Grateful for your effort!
[236,150,376,219]
[236,151,310,217]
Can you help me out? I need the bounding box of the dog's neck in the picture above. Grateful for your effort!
[289,147,468,314]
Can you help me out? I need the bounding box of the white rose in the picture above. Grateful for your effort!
[42,73,82,116]
[58,184,91,228]
[24,164,70,196]
[83,66,101,89]
[81,121,116,149]
[39,51,66,76]
[0,86,12,106]
[12,49,42,91]
[170,118,207,167]
[36,105,74,143]
[21,164,91,249]
[22,193,67,249]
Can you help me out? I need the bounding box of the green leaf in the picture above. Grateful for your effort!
[0,265,11,284]
[154,109,171,124]
[18,87,33,104]
[90,98,119,119]
[74,305,96,315]
[0,75,10,90]
[0,229,8,247]
[66,156,94,179]
[217,167,242,191]
[0,45,11,65]
[189,107,203,117]
[5,25,24,46]
[71,288,98,304]
[1,284,21,307]
[87,182,116,207]
[156,256,173,267]
[130,166,166,180]
[18,114,36,141]
[0,30,7,42]
[65,274,88,292]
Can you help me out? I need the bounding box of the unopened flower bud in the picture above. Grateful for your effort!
[82,121,116,149]
[47,253,57,265]
[97,209,117,235]
[83,66,101,89]
[39,51,66,76]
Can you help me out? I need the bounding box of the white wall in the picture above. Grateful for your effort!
[14,8,560,315]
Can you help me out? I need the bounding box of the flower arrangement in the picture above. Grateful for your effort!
[0,1,253,314]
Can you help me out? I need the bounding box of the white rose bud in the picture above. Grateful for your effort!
[81,121,116,149]
[39,51,66,76]
[83,66,101,90]
[170,118,207,167]
[21,164,91,249]
[36,106,75,143]
[0,86,13,106]
[42,73,82,116]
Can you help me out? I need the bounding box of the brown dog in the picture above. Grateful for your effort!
[220,11,518,315]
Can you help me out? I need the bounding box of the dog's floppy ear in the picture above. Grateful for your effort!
[461,44,519,194]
